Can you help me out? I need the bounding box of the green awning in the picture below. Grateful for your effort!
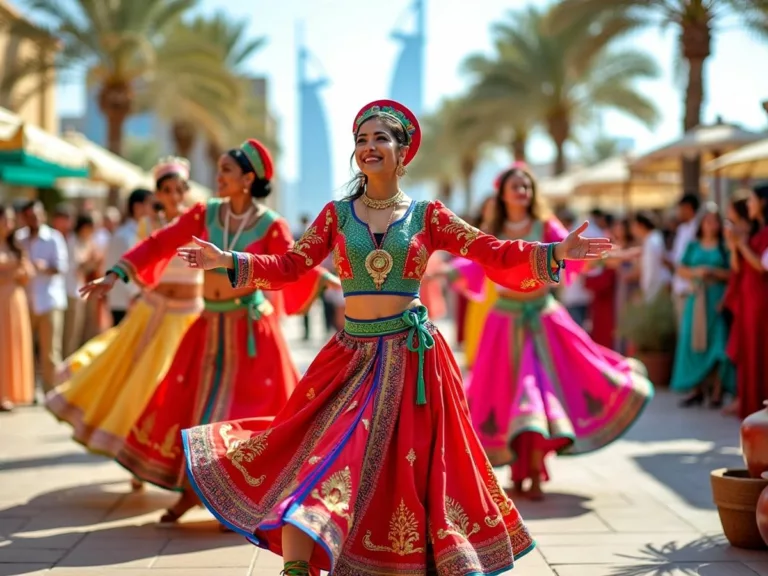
[0,150,89,187]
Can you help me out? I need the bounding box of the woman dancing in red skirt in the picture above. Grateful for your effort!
[80,139,334,524]
[178,101,611,575]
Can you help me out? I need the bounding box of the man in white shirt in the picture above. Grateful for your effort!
[16,200,69,393]
[631,211,671,302]
[105,189,153,325]
[669,194,700,327]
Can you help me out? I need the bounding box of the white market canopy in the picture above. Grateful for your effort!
[62,130,152,190]
[631,121,764,174]
[706,137,768,179]
[540,155,681,211]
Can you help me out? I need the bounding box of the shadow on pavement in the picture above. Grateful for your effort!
[0,451,104,472]
[633,447,743,510]
[606,534,763,576]
[0,481,199,530]
[513,492,593,520]
[0,482,243,575]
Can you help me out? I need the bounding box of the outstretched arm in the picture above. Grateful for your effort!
[178,202,337,290]
[80,203,206,299]
[112,203,206,288]
[261,218,340,314]
[427,201,610,293]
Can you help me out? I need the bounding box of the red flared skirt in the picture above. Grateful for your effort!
[117,298,298,490]
[184,308,534,575]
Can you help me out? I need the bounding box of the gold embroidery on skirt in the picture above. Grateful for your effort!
[406,449,416,466]
[484,461,513,528]
[310,466,354,529]
[437,496,480,540]
[133,412,156,446]
[219,424,269,487]
[158,425,180,458]
[363,499,425,555]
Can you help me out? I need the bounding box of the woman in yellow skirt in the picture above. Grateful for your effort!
[46,158,203,481]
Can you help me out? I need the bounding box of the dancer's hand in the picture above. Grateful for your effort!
[79,273,117,300]
[554,222,612,262]
[177,236,233,270]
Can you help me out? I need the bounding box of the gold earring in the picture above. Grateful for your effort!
[396,162,406,178]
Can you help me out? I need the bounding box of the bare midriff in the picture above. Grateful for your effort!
[343,294,422,320]
[203,271,259,302]
[497,286,549,301]
[152,282,202,300]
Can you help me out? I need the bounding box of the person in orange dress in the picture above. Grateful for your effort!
[0,204,34,411]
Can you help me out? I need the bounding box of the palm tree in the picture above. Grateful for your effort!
[406,111,459,204]
[440,97,502,209]
[579,134,628,164]
[153,13,268,160]
[549,0,768,192]
[13,0,196,155]
[460,69,536,164]
[464,5,660,175]
[123,136,161,171]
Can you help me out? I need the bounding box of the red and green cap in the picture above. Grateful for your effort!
[352,99,421,166]
[239,138,274,181]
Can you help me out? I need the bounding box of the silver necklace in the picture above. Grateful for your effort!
[223,200,256,251]
[504,217,531,232]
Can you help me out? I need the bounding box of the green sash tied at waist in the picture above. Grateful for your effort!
[204,291,272,358]
[402,306,435,405]
[343,305,435,406]
[494,294,554,332]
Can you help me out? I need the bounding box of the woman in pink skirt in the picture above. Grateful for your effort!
[455,167,653,500]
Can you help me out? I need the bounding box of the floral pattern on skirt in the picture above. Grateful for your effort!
[184,312,534,575]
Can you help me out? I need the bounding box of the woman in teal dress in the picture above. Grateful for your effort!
[671,204,735,408]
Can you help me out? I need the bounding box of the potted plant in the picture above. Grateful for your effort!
[711,468,768,549]
[617,292,676,387]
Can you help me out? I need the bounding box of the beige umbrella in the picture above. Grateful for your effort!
[573,155,681,211]
[705,137,768,179]
[62,130,152,190]
[538,170,581,201]
[631,120,763,205]
[63,130,212,201]
[631,121,763,174]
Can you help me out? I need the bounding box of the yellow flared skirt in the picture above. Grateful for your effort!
[46,291,202,457]
[463,278,498,368]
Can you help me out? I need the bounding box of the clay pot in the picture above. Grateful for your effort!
[710,468,768,550]
[757,472,768,546]
[635,351,673,388]
[741,400,768,479]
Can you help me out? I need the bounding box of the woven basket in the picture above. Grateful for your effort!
[710,468,768,549]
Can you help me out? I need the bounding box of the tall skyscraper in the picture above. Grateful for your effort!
[390,0,428,201]
[296,31,334,222]
[389,0,425,117]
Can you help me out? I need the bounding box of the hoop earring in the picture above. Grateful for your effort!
[396,162,406,178]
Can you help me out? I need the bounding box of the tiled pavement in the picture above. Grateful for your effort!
[1,309,767,575]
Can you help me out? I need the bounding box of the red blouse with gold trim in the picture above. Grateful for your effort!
[111,200,329,315]
[228,199,561,297]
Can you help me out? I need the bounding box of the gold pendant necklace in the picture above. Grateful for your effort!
[363,202,398,290]
[361,189,405,210]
